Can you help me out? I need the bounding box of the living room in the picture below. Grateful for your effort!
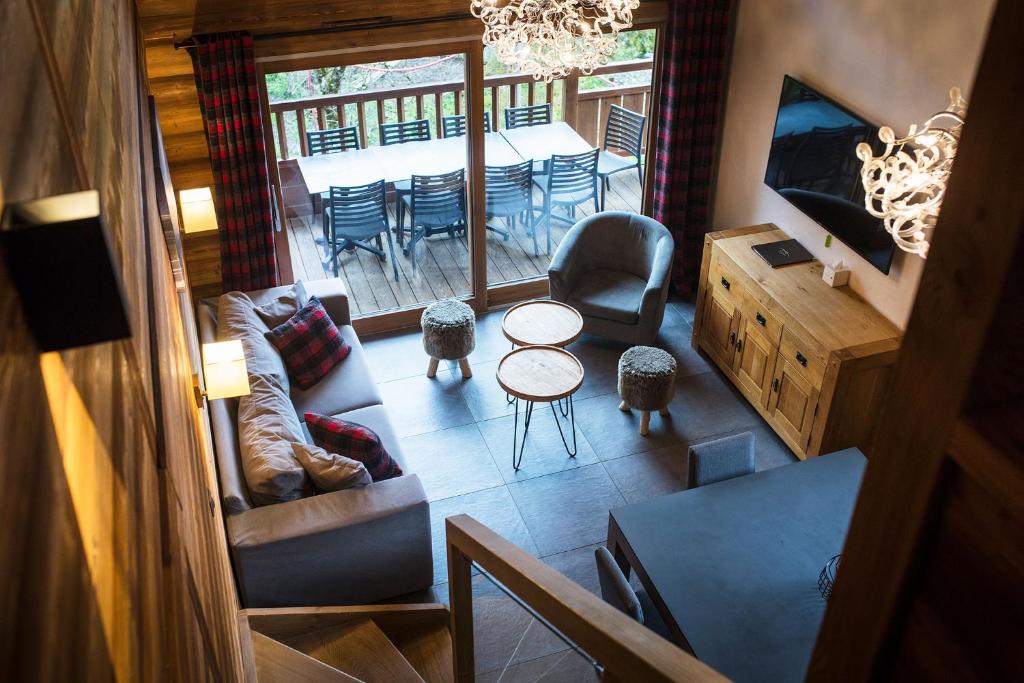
[1,0,1021,681]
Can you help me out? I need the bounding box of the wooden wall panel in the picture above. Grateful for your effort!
[0,0,243,679]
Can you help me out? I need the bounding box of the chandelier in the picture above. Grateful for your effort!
[470,0,640,82]
[856,87,967,258]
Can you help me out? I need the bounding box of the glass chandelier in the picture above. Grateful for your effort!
[856,88,967,258]
[470,0,640,82]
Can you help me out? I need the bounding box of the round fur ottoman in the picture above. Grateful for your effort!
[421,299,476,379]
[618,346,677,436]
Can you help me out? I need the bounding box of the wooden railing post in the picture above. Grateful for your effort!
[563,72,580,127]
[447,541,475,683]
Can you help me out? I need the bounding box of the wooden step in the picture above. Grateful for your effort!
[250,631,360,683]
[388,620,454,683]
[281,618,425,683]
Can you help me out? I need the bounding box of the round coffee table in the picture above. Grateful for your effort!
[497,345,584,471]
[502,300,583,348]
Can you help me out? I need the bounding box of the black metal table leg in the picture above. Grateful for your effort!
[549,394,577,457]
[511,397,535,471]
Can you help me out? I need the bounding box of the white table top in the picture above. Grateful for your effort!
[295,122,594,195]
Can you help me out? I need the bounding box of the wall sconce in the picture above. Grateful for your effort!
[193,340,250,407]
[856,87,967,258]
[0,190,131,351]
[179,187,219,234]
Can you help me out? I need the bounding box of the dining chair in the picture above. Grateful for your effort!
[401,169,466,271]
[534,148,600,254]
[324,179,399,281]
[306,126,361,155]
[504,103,552,129]
[442,112,493,138]
[307,126,362,242]
[594,547,673,640]
[686,432,756,489]
[597,105,647,210]
[381,118,433,228]
[379,118,432,146]
[484,160,535,248]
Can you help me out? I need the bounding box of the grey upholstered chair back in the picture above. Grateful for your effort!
[687,431,756,489]
[566,211,672,281]
[594,546,644,623]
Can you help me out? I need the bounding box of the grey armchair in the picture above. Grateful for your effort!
[548,212,674,345]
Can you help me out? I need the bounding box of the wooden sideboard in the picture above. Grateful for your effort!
[692,225,901,459]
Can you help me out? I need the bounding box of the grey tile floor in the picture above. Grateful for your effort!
[365,297,797,680]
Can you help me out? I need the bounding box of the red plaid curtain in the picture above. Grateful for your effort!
[652,1,735,296]
[191,32,278,292]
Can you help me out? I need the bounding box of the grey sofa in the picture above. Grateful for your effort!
[198,278,432,608]
[548,212,674,345]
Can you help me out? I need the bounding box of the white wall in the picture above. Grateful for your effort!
[712,0,994,327]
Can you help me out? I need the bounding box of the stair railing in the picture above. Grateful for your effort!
[445,514,726,683]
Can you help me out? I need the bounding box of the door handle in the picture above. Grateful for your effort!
[755,312,767,326]
[720,276,730,291]
[795,351,808,367]
[772,377,780,392]
[735,338,743,352]
[729,331,736,346]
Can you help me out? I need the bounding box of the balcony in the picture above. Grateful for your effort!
[271,58,654,317]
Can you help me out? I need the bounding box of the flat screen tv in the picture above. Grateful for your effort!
[764,75,895,275]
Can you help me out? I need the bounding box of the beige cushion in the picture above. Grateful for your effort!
[217,291,289,387]
[292,324,383,420]
[237,374,311,506]
[292,442,371,492]
[254,280,308,328]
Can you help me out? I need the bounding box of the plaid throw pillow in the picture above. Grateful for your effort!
[304,413,403,482]
[264,296,351,390]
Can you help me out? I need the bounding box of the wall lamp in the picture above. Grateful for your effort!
[193,340,251,408]
[0,190,131,351]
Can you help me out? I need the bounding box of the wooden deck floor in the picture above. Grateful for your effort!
[286,171,644,317]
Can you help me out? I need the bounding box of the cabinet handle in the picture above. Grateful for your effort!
[729,331,737,346]
[735,338,743,352]
[772,377,780,392]
[756,312,767,326]
[795,351,808,367]
[721,276,731,291]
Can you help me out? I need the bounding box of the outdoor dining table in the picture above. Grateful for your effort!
[295,122,596,196]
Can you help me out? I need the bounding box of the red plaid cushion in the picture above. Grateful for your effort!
[264,296,351,390]
[304,413,403,482]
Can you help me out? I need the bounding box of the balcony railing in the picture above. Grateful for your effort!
[268,58,654,160]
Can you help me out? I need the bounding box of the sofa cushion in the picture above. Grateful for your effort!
[237,375,311,506]
[254,280,308,328]
[217,291,289,387]
[306,413,403,482]
[291,324,383,420]
[292,442,371,492]
[265,296,351,390]
[567,268,647,325]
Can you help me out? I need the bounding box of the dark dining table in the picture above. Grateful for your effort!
[606,448,866,683]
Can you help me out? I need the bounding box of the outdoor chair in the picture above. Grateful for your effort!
[484,160,536,249]
[442,113,493,137]
[307,126,361,234]
[307,126,361,155]
[324,179,399,281]
[381,118,433,224]
[401,169,467,271]
[534,148,600,254]
[597,105,647,210]
[504,103,552,129]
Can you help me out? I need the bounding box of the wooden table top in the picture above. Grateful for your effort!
[496,346,584,402]
[502,300,583,347]
[295,131,524,195]
[608,449,866,683]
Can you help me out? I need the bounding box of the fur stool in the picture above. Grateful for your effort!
[618,346,677,435]
[421,299,476,379]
